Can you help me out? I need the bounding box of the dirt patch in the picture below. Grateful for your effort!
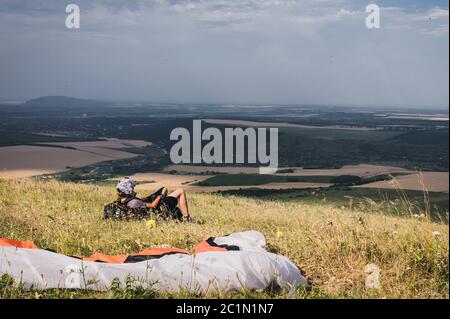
[356,172,449,193]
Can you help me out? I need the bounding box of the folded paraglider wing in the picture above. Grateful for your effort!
[0,231,308,293]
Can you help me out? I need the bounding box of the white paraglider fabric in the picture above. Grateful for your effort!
[0,231,308,293]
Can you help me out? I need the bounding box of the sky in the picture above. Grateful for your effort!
[0,0,448,109]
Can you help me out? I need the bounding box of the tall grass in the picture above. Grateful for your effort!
[0,178,448,298]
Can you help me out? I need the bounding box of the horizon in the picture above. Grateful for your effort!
[1,95,448,112]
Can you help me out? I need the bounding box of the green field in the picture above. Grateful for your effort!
[198,173,407,187]
[198,173,335,186]
[275,127,449,171]
[0,131,97,147]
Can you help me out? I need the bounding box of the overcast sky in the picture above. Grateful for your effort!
[0,0,448,109]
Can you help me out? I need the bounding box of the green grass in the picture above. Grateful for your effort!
[0,131,96,147]
[217,187,449,222]
[197,173,408,187]
[0,178,448,299]
[198,174,336,186]
[388,129,449,145]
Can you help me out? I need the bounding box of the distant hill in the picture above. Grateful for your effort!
[23,96,107,108]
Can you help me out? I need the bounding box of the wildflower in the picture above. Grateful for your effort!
[276,231,284,238]
[420,214,426,219]
[432,231,441,238]
[146,219,157,229]
[358,216,365,225]
[327,276,336,284]
[413,214,420,219]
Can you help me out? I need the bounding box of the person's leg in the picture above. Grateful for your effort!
[168,188,190,217]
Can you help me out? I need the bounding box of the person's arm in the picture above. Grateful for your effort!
[143,188,167,203]
[146,195,162,209]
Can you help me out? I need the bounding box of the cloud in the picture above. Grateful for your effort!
[336,8,359,17]
[0,0,448,108]
[427,7,449,19]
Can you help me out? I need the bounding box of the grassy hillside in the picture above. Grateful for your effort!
[0,179,448,299]
[217,187,450,221]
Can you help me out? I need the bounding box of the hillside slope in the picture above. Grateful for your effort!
[0,179,448,298]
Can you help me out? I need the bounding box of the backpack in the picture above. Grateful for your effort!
[103,198,150,220]
[156,203,183,221]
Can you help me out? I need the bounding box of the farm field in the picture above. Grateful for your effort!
[356,172,449,193]
[110,172,331,193]
[0,139,151,178]
[165,164,411,177]
[201,118,377,130]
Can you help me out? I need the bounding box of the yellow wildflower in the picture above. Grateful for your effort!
[146,219,157,229]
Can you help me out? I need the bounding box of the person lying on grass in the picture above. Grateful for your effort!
[116,177,192,222]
